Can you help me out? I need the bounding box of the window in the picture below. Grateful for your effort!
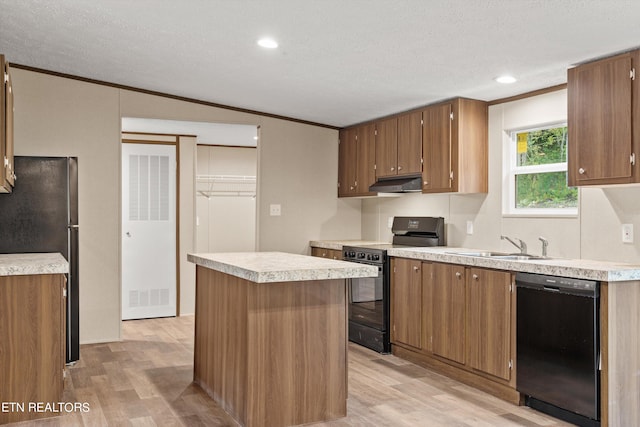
[503,123,578,216]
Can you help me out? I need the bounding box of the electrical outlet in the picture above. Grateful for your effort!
[270,204,281,216]
[622,223,634,243]
[466,220,474,235]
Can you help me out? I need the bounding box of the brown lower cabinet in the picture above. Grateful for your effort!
[0,274,66,424]
[391,259,518,403]
[311,247,343,260]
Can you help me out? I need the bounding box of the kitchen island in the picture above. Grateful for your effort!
[0,253,68,425]
[187,252,377,427]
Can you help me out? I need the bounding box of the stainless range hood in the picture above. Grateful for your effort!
[369,174,422,193]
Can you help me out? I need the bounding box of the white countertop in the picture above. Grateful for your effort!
[388,246,640,282]
[309,240,640,282]
[188,252,378,283]
[0,253,69,276]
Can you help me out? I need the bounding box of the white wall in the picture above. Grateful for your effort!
[179,136,197,316]
[363,89,640,263]
[12,68,362,343]
[196,145,257,254]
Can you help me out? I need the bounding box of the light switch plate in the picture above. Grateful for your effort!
[270,204,281,216]
[466,220,474,235]
[622,223,633,243]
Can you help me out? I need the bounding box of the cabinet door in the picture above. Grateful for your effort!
[375,117,398,178]
[397,111,423,176]
[311,247,327,258]
[0,274,65,424]
[338,128,357,196]
[569,53,633,185]
[356,123,376,195]
[423,103,452,192]
[431,263,465,364]
[421,262,433,353]
[391,258,422,349]
[329,249,343,260]
[4,61,14,187]
[467,268,512,381]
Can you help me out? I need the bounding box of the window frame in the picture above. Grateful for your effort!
[502,122,578,218]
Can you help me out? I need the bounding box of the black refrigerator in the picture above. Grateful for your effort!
[0,156,79,363]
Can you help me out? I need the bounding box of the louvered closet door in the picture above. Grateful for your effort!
[121,143,176,320]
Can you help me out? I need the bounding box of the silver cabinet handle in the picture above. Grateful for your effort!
[578,168,585,175]
[424,181,429,186]
[390,167,395,171]
[472,274,479,280]
[413,266,419,271]
[455,272,462,278]
[398,166,403,170]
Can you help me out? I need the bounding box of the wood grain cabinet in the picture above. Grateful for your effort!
[568,49,640,186]
[390,258,423,349]
[375,113,423,179]
[338,97,487,197]
[422,98,488,194]
[390,258,518,404]
[311,247,343,260]
[0,54,15,193]
[466,267,513,381]
[0,274,66,424]
[430,262,466,365]
[338,123,376,197]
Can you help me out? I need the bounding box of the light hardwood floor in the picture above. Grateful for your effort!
[7,316,571,427]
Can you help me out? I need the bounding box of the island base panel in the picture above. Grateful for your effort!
[194,266,347,427]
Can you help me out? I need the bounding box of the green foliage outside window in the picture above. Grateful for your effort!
[516,172,577,209]
[513,126,578,210]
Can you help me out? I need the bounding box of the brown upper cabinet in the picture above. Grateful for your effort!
[338,123,376,197]
[568,49,640,186]
[338,97,487,198]
[1,54,15,193]
[422,98,488,194]
[375,112,423,179]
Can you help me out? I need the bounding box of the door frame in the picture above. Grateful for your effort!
[121,133,181,316]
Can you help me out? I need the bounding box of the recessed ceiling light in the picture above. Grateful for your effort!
[495,75,517,84]
[257,38,278,49]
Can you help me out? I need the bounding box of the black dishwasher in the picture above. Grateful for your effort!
[516,272,600,427]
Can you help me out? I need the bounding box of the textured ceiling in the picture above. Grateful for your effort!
[1,0,640,128]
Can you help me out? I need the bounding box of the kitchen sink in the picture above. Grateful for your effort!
[448,251,547,261]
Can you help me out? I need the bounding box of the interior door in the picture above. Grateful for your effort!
[122,143,177,320]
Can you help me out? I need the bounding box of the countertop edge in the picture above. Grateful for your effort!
[0,253,69,277]
[188,252,378,283]
[386,247,640,282]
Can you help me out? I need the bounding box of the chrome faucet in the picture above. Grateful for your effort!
[538,236,549,258]
[501,235,527,254]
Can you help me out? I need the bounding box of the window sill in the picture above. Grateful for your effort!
[502,211,578,219]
